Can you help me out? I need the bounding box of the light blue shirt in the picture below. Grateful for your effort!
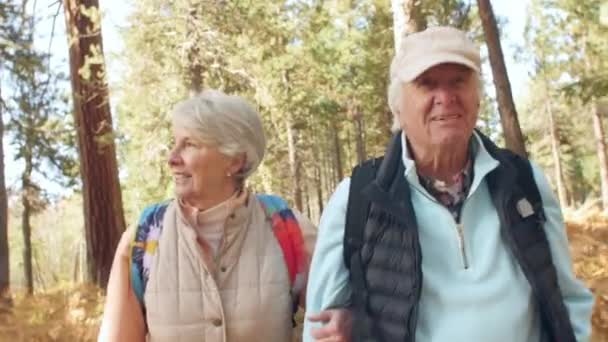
[304,132,594,342]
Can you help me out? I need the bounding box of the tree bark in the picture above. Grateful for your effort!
[286,118,303,211]
[187,3,203,95]
[331,119,343,183]
[391,0,424,51]
[315,161,324,220]
[351,105,366,164]
[63,0,125,289]
[592,102,608,213]
[21,186,33,295]
[282,70,302,211]
[321,131,333,196]
[0,81,11,309]
[304,183,312,219]
[477,0,528,157]
[544,85,567,207]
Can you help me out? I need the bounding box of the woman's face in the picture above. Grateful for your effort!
[167,126,242,207]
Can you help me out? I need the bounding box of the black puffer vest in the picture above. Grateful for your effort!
[345,132,576,342]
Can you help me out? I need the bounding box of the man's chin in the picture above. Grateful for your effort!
[432,133,469,150]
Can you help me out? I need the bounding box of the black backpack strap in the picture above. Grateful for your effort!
[475,129,545,221]
[344,157,383,269]
[479,130,575,341]
[508,153,546,222]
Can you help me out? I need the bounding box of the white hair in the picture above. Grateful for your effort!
[170,90,266,181]
[387,62,483,133]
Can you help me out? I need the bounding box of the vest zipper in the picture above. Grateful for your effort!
[411,186,470,269]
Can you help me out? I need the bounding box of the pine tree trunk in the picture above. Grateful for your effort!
[592,102,608,212]
[0,81,11,309]
[286,119,303,211]
[544,89,567,206]
[32,248,46,291]
[391,0,424,51]
[283,69,303,211]
[321,132,333,196]
[20,142,35,295]
[187,3,203,95]
[315,162,324,220]
[331,119,343,183]
[72,246,80,283]
[355,115,365,164]
[64,0,126,289]
[304,183,311,219]
[21,190,33,295]
[345,125,354,168]
[477,0,527,158]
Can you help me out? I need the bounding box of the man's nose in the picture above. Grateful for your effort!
[434,87,457,105]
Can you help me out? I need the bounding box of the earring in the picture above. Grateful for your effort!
[226,172,232,177]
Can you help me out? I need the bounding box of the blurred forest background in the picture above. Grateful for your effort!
[0,0,607,340]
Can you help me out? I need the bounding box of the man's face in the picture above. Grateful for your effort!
[398,63,480,151]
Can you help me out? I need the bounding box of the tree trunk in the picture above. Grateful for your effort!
[592,102,608,213]
[350,105,366,164]
[304,182,311,219]
[0,81,11,309]
[321,132,333,196]
[283,70,303,211]
[286,119,303,211]
[477,0,527,158]
[315,162,324,220]
[63,0,126,289]
[345,124,354,169]
[32,248,46,291]
[72,245,80,283]
[391,0,424,51]
[187,3,203,95]
[544,88,567,207]
[331,119,344,183]
[21,188,33,295]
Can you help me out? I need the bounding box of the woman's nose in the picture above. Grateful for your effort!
[168,149,182,167]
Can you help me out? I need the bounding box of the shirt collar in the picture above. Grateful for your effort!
[400,130,500,198]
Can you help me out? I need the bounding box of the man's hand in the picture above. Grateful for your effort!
[307,308,352,342]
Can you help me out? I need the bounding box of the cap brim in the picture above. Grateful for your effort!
[397,52,480,82]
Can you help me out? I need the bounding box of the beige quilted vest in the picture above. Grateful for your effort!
[144,197,293,342]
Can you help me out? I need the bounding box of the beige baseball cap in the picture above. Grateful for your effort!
[390,26,481,83]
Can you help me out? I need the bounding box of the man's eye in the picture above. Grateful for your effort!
[417,78,434,88]
[452,74,470,86]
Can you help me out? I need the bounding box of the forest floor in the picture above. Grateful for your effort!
[0,211,607,342]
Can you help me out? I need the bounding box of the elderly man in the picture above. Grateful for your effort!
[304,26,594,342]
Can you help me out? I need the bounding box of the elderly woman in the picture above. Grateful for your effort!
[304,26,594,342]
[98,90,316,342]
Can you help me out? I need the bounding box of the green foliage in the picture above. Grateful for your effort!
[522,0,607,205]
[116,0,480,221]
[5,36,78,206]
[0,1,26,63]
